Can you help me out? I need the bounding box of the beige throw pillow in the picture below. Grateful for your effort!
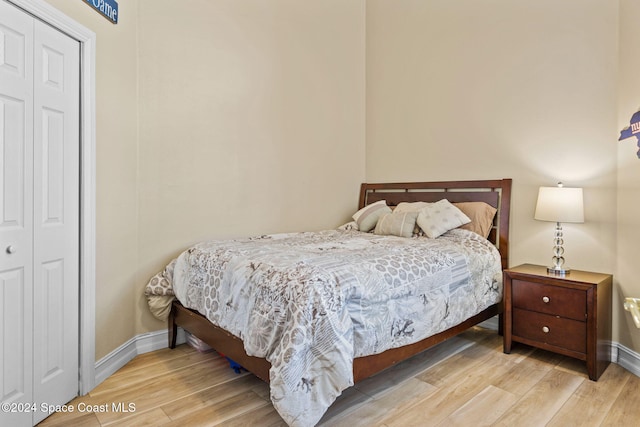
[454,202,497,238]
[393,201,431,235]
[374,211,419,238]
[417,199,471,238]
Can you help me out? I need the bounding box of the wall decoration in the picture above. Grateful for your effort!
[82,0,118,24]
[619,109,640,158]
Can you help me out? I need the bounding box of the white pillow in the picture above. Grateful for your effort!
[352,200,392,232]
[417,199,471,238]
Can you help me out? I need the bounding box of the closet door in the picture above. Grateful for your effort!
[0,1,80,425]
[32,17,80,425]
[0,2,35,426]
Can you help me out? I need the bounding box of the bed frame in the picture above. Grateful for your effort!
[169,178,512,383]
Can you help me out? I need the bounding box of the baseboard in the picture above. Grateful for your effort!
[94,328,185,386]
[613,341,640,378]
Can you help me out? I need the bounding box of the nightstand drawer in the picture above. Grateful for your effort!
[513,308,586,354]
[512,279,586,321]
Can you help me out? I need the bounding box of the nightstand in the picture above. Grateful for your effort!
[503,264,612,381]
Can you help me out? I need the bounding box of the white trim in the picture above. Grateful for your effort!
[614,342,640,378]
[7,0,97,395]
[95,329,186,386]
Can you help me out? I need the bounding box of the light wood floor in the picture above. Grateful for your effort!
[38,327,640,426]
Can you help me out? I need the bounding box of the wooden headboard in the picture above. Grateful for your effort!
[358,179,512,269]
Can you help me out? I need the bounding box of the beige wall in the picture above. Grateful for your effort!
[42,0,140,360]
[134,0,366,334]
[366,0,626,344]
[617,0,640,352]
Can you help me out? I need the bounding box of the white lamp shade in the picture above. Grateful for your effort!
[534,186,584,223]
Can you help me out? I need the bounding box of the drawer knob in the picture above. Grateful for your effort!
[542,296,550,303]
[542,326,550,333]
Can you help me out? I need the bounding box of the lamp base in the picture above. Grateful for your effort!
[547,266,570,275]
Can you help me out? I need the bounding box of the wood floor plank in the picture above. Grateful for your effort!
[317,383,372,425]
[91,359,247,425]
[110,344,197,377]
[492,369,584,426]
[553,351,594,378]
[599,371,640,426]
[547,363,629,427]
[38,410,101,427]
[320,378,437,427]
[161,390,271,427]
[102,408,171,427]
[161,374,269,420]
[491,347,567,397]
[221,403,287,426]
[322,329,492,425]
[384,336,517,426]
[415,333,505,388]
[437,385,518,427]
[93,350,219,397]
[353,334,474,398]
[37,392,100,427]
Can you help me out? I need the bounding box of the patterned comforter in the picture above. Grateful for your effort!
[145,228,502,426]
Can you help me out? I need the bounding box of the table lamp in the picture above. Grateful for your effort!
[534,182,584,275]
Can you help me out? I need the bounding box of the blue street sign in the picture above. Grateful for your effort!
[83,0,118,24]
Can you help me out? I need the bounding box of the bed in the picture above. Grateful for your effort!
[145,179,511,426]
